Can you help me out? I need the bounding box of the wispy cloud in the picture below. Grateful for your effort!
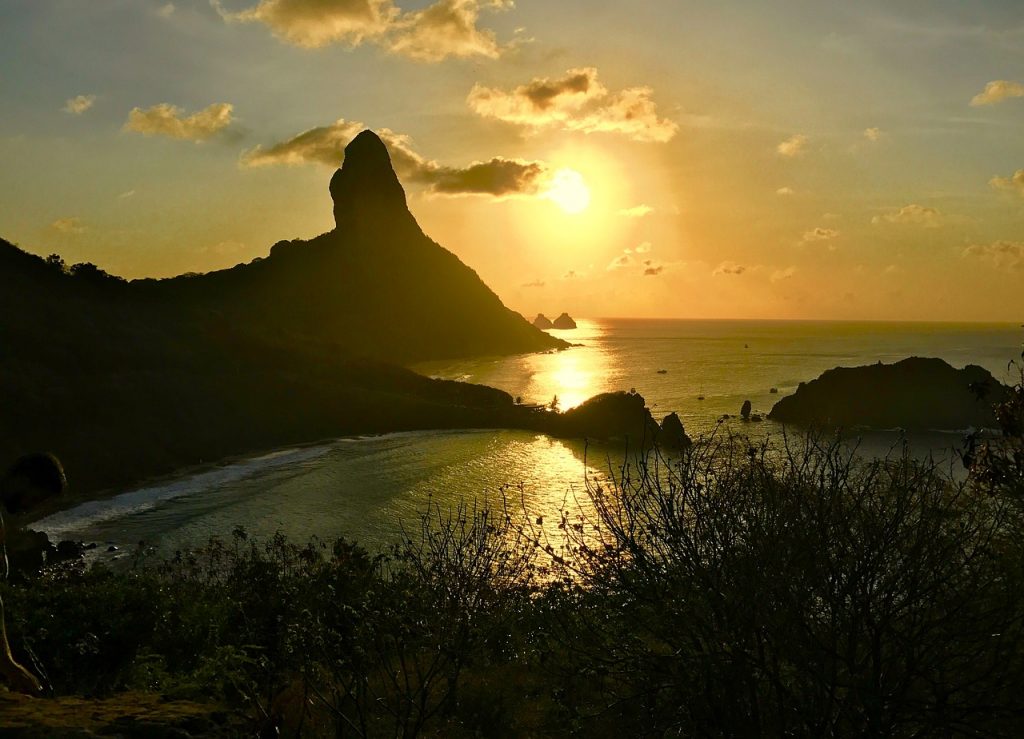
[619,204,653,218]
[776,134,807,157]
[991,169,1024,195]
[863,126,882,142]
[51,216,86,234]
[211,0,512,62]
[713,261,746,276]
[771,266,796,283]
[241,118,550,198]
[802,227,840,242]
[124,102,234,141]
[970,80,1024,106]
[963,240,1024,270]
[776,186,794,196]
[63,95,96,115]
[468,67,678,142]
[872,204,942,227]
[157,3,176,18]
[607,253,633,271]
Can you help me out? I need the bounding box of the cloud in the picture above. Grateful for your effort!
[426,157,546,197]
[241,118,549,198]
[607,253,633,271]
[970,80,1024,106]
[642,259,663,276]
[198,239,248,256]
[635,242,652,254]
[63,95,96,115]
[713,261,745,276]
[963,240,1024,270]
[118,190,136,199]
[871,204,942,227]
[619,204,653,218]
[212,0,396,48]
[802,227,840,242]
[562,269,579,280]
[991,169,1024,196]
[776,186,794,196]
[124,102,234,141]
[467,67,678,142]
[241,118,364,166]
[521,279,545,288]
[387,0,512,62]
[776,134,807,157]
[157,3,176,18]
[212,0,511,61]
[771,266,796,283]
[51,217,85,234]
[863,127,882,142]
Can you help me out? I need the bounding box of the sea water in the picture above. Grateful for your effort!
[34,319,1023,560]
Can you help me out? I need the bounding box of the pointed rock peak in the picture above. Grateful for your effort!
[329,130,410,228]
[346,130,392,165]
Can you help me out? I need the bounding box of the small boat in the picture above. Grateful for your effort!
[657,369,668,375]
[697,394,705,401]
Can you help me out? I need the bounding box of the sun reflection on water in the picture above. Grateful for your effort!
[413,319,622,412]
[523,320,619,410]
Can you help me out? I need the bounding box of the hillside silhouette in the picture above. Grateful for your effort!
[0,131,574,496]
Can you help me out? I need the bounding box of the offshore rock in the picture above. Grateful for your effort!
[659,412,693,451]
[553,313,577,329]
[768,356,1010,430]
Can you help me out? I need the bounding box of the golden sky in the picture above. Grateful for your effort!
[2,0,1023,322]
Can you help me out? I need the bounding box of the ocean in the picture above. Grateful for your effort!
[35,319,1023,561]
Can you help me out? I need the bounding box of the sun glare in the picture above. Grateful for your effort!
[545,168,591,214]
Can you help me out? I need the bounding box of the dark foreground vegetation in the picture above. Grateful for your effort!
[3,359,1023,737]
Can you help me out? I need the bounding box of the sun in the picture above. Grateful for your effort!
[544,168,591,214]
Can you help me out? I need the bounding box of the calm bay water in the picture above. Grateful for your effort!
[36,319,1022,561]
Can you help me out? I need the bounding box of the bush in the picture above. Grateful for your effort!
[4,414,1024,736]
[539,434,1024,737]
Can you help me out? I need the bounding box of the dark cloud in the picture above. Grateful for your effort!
[241,118,549,198]
[425,158,546,196]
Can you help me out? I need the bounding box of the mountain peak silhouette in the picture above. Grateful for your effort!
[330,130,409,228]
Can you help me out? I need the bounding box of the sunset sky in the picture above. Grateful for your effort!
[2,0,1023,321]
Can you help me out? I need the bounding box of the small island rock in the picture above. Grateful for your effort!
[553,313,577,330]
[533,314,554,329]
[659,412,693,451]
